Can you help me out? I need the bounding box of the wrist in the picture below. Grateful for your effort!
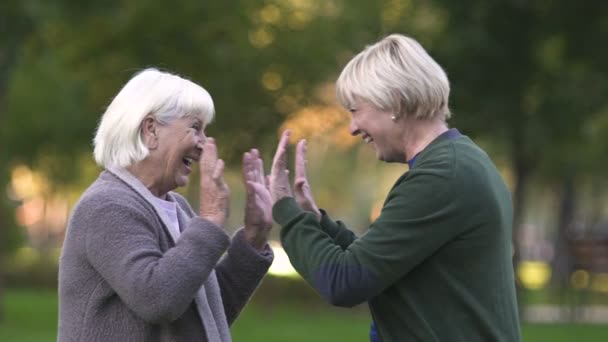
[243,228,269,251]
[313,209,321,222]
[201,214,225,228]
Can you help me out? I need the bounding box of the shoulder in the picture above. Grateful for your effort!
[71,171,154,222]
[413,139,459,174]
[406,136,488,182]
[388,138,470,202]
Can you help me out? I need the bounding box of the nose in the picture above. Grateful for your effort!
[349,118,360,136]
[198,131,207,144]
[196,132,207,151]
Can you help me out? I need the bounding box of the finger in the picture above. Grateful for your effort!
[295,139,308,183]
[248,181,272,203]
[247,149,264,183]
[242,151,252,181]
[201,138,218,172]
[294,179,308,203]
[244,169,256,185]
[257,183,272,204]
[271,130,291,176]
[294,178,306,192]
[245,177,256,201]
[213,159,225,182]
[255,155,265,184]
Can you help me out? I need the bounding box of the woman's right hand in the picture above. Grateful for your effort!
[242,148,273,250]
[199,138,230,227]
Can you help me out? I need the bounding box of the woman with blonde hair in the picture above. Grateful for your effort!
[250,34,521,341]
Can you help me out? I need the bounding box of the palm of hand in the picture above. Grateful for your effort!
[243,149,273,249]
[199,138,230,227]
[268,131,320,220]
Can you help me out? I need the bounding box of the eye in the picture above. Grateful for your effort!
[191,121,202,131]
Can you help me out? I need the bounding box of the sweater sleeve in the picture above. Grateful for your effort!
[273,171,461,307]
[83,199,231,323]
[319,209,357,249]
[214,228,274,325]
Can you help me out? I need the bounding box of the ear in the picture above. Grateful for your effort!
[141,115,159,149]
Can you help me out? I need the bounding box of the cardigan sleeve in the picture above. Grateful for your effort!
[170,192,274,325]
[213,229,274,325]
[273,171,463,307]
[82,196,230,323]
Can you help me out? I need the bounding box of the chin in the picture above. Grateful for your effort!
[175,176,190,188]
[376,152,401,164]
[375,149,388,162]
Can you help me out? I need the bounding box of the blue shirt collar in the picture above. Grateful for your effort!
[407,128,461,168]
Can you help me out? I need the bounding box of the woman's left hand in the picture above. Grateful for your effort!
[268,130,293,203]
[242,148,273,250]
[199,138,230,228]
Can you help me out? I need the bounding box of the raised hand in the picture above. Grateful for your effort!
[269,130,293,203]
[294,139,321,221]
[199,138,230,227]
[243,149,273,250]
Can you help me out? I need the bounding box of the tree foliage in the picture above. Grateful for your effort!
[1,0,608,298]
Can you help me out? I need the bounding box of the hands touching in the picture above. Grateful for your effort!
[198,131,319,251]
[242,149,273,250]
[198,139,272,250]
[268,130,293,203]
[199,138,230,227]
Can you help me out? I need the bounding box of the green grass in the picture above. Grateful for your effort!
[523,323,608,341]
[1,288,608,341]
[0,288,59,342]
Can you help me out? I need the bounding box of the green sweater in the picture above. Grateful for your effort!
[273,133,521,342]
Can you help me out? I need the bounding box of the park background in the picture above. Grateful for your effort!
[2,0,608,340]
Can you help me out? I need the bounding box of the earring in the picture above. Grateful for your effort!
[391,115,397,122]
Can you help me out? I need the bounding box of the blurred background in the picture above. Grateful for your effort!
[1,0,608,341]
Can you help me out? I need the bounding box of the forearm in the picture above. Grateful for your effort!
[215,228,274,325]
[274,198,380,307]
[86,214,230,323]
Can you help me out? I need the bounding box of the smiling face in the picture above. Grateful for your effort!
[349,99,407,163]
[145,115,206,195]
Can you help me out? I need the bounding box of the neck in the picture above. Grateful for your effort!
[403,118,448,162]
[127,161,166,198]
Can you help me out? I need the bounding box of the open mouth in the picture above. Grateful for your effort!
[363,136,373,144]
[182,157,194,167]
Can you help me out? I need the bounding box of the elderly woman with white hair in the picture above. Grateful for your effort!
[248,34,521,341]
[58,68,273,342]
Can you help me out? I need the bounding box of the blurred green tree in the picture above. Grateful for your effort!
[421,0,608,289]
[2,0,608,317]
[0,0,34,321]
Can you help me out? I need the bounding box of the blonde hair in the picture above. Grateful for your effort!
[94,68,215,167]
[336,34,450,120]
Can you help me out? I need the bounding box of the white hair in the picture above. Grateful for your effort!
[336,34,451,120]
[94,68,215,167]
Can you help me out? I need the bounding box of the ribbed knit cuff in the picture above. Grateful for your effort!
[319,209,341,237]
[272,197,304,226]
[229,228,274,264]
